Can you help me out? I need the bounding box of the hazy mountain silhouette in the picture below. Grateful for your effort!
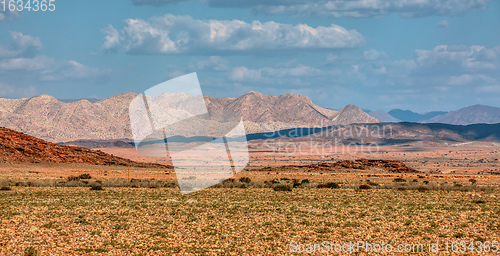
[368,110,400,122]
[422,104,500,125]
[389,109,447,122]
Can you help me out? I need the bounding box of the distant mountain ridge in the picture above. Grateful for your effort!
[0,91,379,143]
[389,109,447,122]
[368,110,400,122]
[422,104,500,125]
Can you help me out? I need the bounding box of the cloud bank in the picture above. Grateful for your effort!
[102,14,364,54]
[206,0,490,18]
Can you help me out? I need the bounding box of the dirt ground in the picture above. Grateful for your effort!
[0,141,499,255]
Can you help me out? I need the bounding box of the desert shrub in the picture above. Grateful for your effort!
[367,181,379,186]
[67,176,80,181]
[393,178,406,182]
[0,186,12,191]
[317,182,340,189]
[469,179,477,185]
[417,186,429,192]
[423,180,430,184]
[273,184,292,191]
[24,246,39,256]
[301,179,310,184]
[280,177,290,181]
[90,184,103,191]
[239,177,251,183]
[359,184,371,190]
[78,173,92,179]
[473,200,486,204]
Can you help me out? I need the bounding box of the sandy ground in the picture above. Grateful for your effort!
[96,140,500,174]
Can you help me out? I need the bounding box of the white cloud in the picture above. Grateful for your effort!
[0,10,20,22]
[0,56,54,70]
[413,45,500,75]
[188,56,229,71]
[0,82,37,98]
[206,0,490,18]
[101,14,364,54]
[448,74,494,85]
[0,32,111,83]
[101,25,121,52]
[131,0,187,6]
[40,60,112,82]
[230,65,323,85]
[0,32,42,59]
[436,20,449,27]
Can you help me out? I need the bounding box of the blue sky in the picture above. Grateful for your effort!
[0,0,499,112]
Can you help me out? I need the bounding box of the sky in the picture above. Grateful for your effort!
[0,0,499,112]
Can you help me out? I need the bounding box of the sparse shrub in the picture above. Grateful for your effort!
[301,179,310,184]
[359,184,371,190]
[317,182,339,189]
[273,184,292,191]
[0,186,12,191]
[473,200,486,204]
[469,178,477,185]
[393,178,406,182]
[417,186,429,192]
[280,177,290,181]
[24,246,39,256]
[239,177,251,183]
[423,180,430,184]
[90,184,103,191]
[67,176,80,181]
[367,181,379,186]
[79,173,92,179]
[454,183,463,187]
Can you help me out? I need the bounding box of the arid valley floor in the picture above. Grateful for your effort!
[1,141,499,255]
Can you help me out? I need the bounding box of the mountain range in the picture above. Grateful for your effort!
[1,90,499,144]
[0,91,378,143]
[422,105,500,125]
[388,109,448,122]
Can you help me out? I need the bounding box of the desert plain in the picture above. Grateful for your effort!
[0,139,499,255]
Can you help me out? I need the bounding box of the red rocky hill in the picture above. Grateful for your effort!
[0,127,170,168]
